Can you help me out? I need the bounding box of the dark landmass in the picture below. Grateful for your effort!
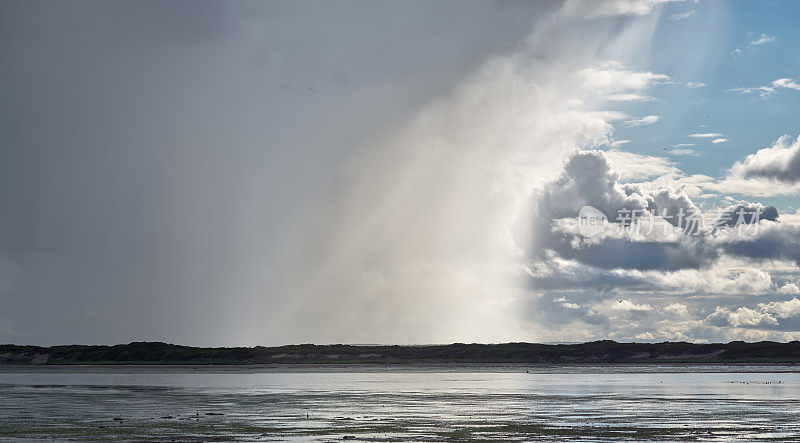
[2,340,800,365]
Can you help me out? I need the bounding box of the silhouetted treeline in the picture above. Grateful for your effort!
[2,340,800,365]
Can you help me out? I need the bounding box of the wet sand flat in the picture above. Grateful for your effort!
[1,364,799,441]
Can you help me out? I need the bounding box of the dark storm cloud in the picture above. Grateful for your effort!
[533,150,719,271]
[720,223,800,264]
[714,202,778,227]
[531,150,800,276]
[0,0,557,345]
[734,135,800,184]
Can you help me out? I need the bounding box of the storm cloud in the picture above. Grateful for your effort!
[732,135,800,183]
[4,0,795,346]
[0,0,559,345]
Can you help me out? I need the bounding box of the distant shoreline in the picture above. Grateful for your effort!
[2,363,800,372]
[3,340,800,365]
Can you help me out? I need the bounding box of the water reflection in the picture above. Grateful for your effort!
[1,365,799,441]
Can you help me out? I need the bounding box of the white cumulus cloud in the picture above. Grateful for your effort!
[670,148,700,156]
[624,115,660,127]
[748,33,775,47]
[688,133,724,138]
[669,10,696,20]
[777,284,800,295]
[729,78,800,99]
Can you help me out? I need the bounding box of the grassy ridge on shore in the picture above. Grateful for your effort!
[2,340,800,365]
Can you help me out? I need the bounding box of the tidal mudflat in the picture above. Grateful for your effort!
[1,364,799,441]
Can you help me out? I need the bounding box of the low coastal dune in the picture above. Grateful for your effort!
[3,340,800,365]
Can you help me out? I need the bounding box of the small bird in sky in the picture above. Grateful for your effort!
[307,86,317,93]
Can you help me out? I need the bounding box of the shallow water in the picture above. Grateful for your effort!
[1,364,799,441]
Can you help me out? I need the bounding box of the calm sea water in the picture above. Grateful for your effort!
[1,364,799,441]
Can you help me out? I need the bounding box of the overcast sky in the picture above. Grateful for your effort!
[2,0,800,346]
